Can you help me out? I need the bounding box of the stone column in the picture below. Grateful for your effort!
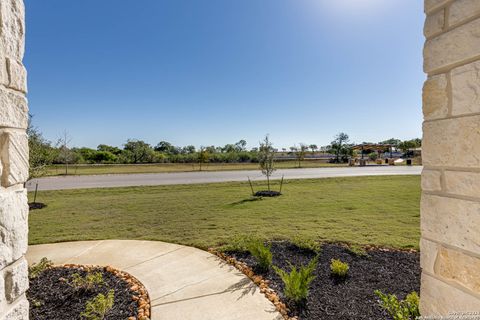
[0,0,29,319]
[421,0,480,314]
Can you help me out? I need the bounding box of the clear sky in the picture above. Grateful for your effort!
[24,0,425,149]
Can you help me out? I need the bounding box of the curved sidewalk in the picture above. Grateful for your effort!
[27,240,282,320]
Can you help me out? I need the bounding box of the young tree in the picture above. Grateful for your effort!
[259,135,276,191]
[56,130,74,175]
[197,147,209,171]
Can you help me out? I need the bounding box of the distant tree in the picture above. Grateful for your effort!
[27,118,56,179]
[379,138,401,147]
[293,144,309,167]
[183,145,196,154]
[328,133,352,163]
[309,144,318,154]
[124,139,154,163]
[235,139,247,152]
[97,144,122,155]
[155,141,177,154]
[222,144,236,153]
[75,147,97,163]
[398,139,419,158]
[197,147,210,171]
[93,151,117,163]
[411,138,422,147]
[259,135,276,191]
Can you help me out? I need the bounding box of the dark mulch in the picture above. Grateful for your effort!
[254,190,282,197]
[228,242,420,320]
[29,202,47,210]
[28,267,139,320]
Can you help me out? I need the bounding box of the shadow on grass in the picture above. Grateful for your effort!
[229,197,264,206]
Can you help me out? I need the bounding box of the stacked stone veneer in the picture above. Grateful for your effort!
[421,0,480,315]
[0,0,29,319]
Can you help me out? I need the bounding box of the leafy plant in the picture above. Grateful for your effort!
[258,135,276,191]
[375,290,420,320]
[70,272,104,291]
[330,259,349,278]
[273,256,318,303]
[81,290,115,320]
[31,299,44,308]
[247,239,273,272]
[28,257,53,279]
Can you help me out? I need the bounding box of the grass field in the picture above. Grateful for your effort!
[46,160,347,176]
[28,175,420,250]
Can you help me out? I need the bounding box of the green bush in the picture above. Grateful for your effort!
[28,257,53,279]
[81,290,115,320]
[247,239,272,272]
[273,256,318,303]
[70,272,104,291]
[368,152,378,161]
[330,259,349,278]
[375,290,420,320]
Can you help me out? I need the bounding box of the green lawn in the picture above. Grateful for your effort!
[46,160,347,176]
[28,175,420,250]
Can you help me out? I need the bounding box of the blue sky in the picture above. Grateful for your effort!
[24,0,425,149]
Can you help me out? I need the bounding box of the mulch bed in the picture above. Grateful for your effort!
[254,190,282,197]
[29,202,47,210]
[28,265,150,320]
[224,242,420,320]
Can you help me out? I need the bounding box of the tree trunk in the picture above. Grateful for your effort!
[267,174,270,191]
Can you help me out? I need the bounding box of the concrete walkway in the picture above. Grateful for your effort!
[27,166,422,191]
[27,240,282,320]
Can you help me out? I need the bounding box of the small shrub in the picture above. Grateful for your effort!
[247,239,272,272]
[330,259,349,278]
[70,272,104,291]
[368,152,378,161]
[375,290,420,320]
[28,257,53,279]
[291,237,321,254]
[81,289,115,320]
[273,256,318,303]
[31,299,43,308]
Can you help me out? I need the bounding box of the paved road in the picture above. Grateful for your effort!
[27,166,422,191]
[28,240,282,320]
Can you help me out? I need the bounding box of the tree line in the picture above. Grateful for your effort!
[28,120,421,178]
